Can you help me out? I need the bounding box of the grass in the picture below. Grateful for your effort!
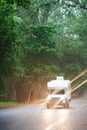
[0,102,19,108]
[0,102,18,105]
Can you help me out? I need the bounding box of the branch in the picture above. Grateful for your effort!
[66,1,87,10]
[40,0,60,7]
[39,0,87,10]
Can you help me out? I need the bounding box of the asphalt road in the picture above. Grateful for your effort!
[0,97,87,130]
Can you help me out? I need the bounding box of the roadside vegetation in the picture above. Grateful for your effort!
[0,0,87,104]
[0,102,19,108]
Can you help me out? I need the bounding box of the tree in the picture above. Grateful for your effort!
[13,23,59,102]
[0,0,31,101]
[0,0,87,102]
[0,1,17,101]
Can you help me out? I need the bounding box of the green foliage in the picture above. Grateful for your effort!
[0,1,18,100]
[0,3,16,77]
[27,26,57,53]
[0,0,87,102]
[0,0,31,8]
[23,25,59,81]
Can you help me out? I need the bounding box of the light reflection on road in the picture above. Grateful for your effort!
[44,109,72,130]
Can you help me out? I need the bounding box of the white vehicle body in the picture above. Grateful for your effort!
[46,76,71,108]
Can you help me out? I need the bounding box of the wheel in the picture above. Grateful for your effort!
[47,103,51,109]
[64,103,69,108]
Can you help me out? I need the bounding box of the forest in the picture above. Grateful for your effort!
[0,0,87,103]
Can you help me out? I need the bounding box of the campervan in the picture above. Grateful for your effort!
[46,76,71,108]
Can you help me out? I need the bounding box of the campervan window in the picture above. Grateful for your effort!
[49,89,65,94]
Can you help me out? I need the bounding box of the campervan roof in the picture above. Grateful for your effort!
[47,78,71,90]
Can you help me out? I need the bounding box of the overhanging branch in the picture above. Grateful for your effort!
[39,0,87,10]
[66,1,87,10]
[40,0,60,7]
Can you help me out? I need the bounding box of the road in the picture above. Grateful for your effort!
[0,97,87,130]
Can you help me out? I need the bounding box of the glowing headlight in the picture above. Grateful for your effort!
[61,97,66,103]
[61,96,65,101]
[47,96,51,100]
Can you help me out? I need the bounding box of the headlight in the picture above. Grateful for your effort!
[61,97,66,103]
[62,99,66,103]
[47,96,51,100]
[61,96,65,101]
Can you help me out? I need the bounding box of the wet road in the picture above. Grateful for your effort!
[0,97,87,130]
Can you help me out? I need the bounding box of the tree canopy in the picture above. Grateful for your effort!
[0,0,87,102]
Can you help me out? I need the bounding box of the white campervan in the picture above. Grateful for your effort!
[46,76,71,108]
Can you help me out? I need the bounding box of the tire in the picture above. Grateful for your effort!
[47,103,51,109]
[64,103,69,108]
